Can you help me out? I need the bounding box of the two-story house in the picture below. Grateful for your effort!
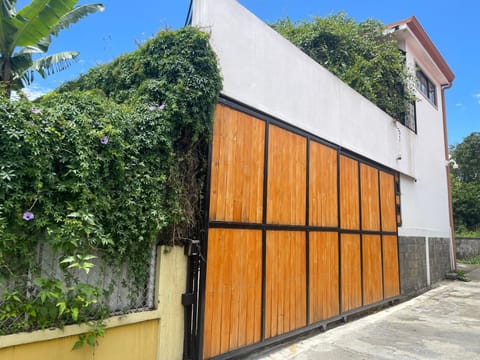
[188,1,455,358]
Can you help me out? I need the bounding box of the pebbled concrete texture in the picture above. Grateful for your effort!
[256,265,480,360]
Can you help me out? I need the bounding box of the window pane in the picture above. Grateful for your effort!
[416,68,437,106]
[416,71,427,95]
[405,101,416,132]
[428,84,436,105]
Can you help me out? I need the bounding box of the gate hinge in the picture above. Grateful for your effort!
[182,292,196,306]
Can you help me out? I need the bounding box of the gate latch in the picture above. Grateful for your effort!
[184,239,200,257]
[182,292,196,306]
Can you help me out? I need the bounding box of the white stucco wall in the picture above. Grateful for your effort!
[192,0,452,238]
[397,40,451,238]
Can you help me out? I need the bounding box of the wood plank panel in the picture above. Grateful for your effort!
[205,229,224,356]
[203,229,262,359]
[309,141,338,227]
[209,104,265,223]
[362,235,383,305]
[267,125,307,225]
[360,164,380,231]
[309,232,339,322]
[383,235,400,299]
[340,156,360,230]
[203,102,402,358]
[341,234,362,312]
[379,171,397,232]
[265,231,306,338]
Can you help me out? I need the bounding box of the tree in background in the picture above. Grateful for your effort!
[450,132,480,235]
[451,132,480,183]
[271,13,414,123]
[0,0,104,98]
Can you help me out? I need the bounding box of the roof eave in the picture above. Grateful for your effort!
[388,16,454,84]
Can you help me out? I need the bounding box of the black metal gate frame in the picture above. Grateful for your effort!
[190,96,401,360]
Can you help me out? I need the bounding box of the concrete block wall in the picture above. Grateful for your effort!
[399,237,428,295]
[429,238,452,284]
[456,238,480,260]
[398,236,452,296]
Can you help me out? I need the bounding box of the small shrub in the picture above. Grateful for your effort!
[455,269,471,282]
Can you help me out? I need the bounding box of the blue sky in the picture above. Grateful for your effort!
[20,0,479,145]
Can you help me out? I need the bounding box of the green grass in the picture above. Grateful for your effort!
[455,231,480,238]
[455,269,471,282]
[457,255,480,265]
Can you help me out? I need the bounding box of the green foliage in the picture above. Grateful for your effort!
[0,26,221,338]
[0,273,109,336]
[271,13,414,122]
[451,175,480,231]
[458,255,480,265]
[451,132,480,183]
[0,0,104,97]
[451,132,480,234]
[61,254,97,274]
[455,229,480,238]
[454,269,470,282]
[73,321,106,349]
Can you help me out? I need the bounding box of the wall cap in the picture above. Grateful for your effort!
[0,309,161,349]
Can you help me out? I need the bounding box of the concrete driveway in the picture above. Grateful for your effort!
[256,265,480,360]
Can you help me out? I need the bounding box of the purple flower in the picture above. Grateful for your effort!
[23,211,34,221]
[31,108,41,115]
[100,136,109,145]
[148,104,165,111]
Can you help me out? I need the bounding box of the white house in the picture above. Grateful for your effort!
[189,1,455,358]
[387,16,455,288]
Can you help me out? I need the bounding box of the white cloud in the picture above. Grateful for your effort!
[474,93,480,104]
[12,84,52,100]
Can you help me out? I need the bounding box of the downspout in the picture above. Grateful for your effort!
[441,82,456,270]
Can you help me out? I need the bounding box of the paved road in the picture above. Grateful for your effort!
[256,265,480,360]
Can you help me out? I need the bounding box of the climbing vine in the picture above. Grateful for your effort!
[0,27,222,342]
[272,13,414,122]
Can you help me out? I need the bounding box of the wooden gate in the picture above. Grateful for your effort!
[198,99,400,359]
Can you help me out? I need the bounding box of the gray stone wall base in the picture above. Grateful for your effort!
[429,238,452,284]
[398,237,427,295]
[398,236,452,297]
[456,238,480,260]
